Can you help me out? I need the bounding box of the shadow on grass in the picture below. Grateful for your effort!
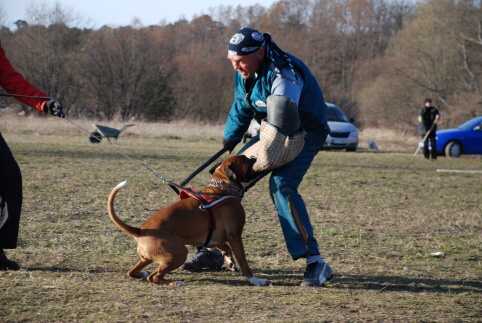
[21,267,482,293]
[332,274,482,293]
[264,270,481,293]
[23,266,120,274]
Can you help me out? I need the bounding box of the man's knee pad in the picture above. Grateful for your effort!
[267,95,300,135]
[241,119,304,172]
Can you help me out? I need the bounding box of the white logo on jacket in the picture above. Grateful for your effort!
[255,100,267,107]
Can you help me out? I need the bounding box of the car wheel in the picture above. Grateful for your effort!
[346,147,357,152]
[444,141,462,157]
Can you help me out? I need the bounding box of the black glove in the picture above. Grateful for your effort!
[44,99,65,118]
[222,138,238,152]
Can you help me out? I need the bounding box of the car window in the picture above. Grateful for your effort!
[458,118,482,130]
[327,105,350,122]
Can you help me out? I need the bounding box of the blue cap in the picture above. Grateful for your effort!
[228,27,265,56]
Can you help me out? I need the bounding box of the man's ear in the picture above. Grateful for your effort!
[209,162,222,175]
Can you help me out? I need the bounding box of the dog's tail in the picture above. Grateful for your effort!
[107,181,141,238]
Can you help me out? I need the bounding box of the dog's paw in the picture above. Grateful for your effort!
[249,276,267,286]
[226,261,240,272]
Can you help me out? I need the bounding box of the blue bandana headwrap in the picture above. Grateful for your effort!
[228,27,266,56]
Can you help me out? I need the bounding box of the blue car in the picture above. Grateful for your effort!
[420,116,482,157]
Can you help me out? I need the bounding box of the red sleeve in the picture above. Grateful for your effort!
[0,47,49,112]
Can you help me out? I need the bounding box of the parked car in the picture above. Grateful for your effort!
[419,116,482,157]
[323,103,359,151]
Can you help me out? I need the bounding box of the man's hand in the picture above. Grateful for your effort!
[44,99,65,118]
[222,138,238,154]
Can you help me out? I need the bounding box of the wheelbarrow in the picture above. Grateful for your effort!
[89,124,135,143]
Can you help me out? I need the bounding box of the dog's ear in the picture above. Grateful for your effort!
[209,162,222,175]
[227,164,238,182]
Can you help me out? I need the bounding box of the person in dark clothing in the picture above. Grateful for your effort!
[420,98,440,160]
[0,41,65,270]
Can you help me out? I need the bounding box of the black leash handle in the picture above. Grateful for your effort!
[181,146,229,186]
[169,146,229,194]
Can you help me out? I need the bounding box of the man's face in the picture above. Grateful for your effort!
[227,48,265,79]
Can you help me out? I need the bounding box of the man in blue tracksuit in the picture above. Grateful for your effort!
[183,27,332,286]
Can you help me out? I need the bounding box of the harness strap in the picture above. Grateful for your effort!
[195,194,215,247]
[198,195,239,211]
[180,188,240,246]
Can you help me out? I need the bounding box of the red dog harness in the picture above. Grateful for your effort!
[179,188,240,246]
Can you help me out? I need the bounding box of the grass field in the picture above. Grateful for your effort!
[1,117,481,322]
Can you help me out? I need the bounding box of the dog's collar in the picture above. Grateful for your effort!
[207,179,244,199]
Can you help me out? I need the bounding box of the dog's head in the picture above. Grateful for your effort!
[209,155,257,188]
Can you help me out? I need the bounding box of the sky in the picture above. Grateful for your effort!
[2,0,278,29]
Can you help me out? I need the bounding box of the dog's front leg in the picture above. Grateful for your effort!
[227,237,267,286]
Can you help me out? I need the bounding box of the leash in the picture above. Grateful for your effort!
[62,117,185,190]
[0,92,52,99]
[67,117,230,191]
[1,91,222,191]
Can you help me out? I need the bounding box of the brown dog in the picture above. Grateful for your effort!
[107,155,267,286]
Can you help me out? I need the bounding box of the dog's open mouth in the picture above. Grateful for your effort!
[245,157,257,181]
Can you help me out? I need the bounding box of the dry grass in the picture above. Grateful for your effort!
[0,114,419,150]
[0,114,225,139]
[0,116,481,322]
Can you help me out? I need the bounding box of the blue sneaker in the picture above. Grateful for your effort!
[182,248,224,271]
[300,261,332,287]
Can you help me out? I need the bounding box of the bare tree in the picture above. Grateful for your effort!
[26,1,92,29]
[168,15,233,123]
[458,3,482,109]
[8,0,475,131]
[80,26,175,120]
[1,2,92,116]
[0,4,7,27]
[366,0,482,129]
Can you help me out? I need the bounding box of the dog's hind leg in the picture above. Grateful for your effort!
[148,258,187,286]
[147,242,188,286]
[128,258,153,279]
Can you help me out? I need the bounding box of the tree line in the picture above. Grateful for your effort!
[0,0,481,132]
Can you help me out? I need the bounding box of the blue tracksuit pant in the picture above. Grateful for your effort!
[239,132,326,260]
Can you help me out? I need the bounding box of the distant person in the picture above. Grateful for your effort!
[0,41,65,270]
[182,27,332,287]
[420,98,440,160]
